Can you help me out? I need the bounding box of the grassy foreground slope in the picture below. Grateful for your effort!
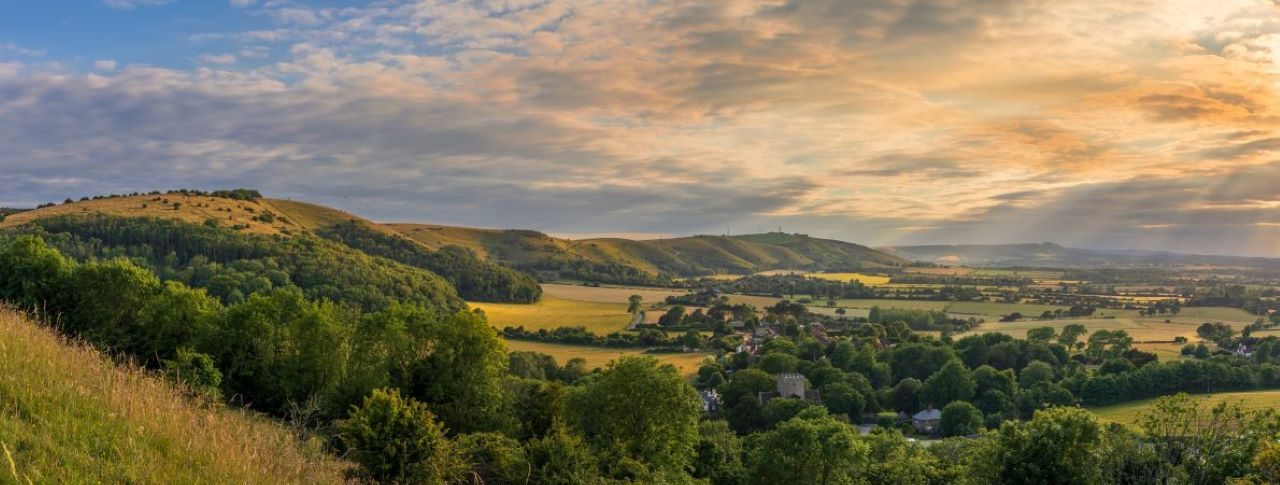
[0,310,348,484]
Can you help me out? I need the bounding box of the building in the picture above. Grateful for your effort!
[912,408,942,434]
[757,373,822,404]
[700,389,722,416]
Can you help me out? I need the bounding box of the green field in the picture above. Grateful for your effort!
[503,340,710,376]
[1090,390,1280,425]
[972,269,1065,279]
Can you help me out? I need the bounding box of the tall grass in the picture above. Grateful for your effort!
[0,310,350,484]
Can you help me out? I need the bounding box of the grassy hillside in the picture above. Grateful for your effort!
[0,310,348,483]
[390,225,907,284]
[1,193,540,303]
[1089,390,1280,425]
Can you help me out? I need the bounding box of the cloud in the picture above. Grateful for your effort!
[4,0,1280,256]
[94,60,118,71]
[102,0,174,9]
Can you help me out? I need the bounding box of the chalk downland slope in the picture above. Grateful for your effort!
[0,310,349,484]
[389,224,908,283]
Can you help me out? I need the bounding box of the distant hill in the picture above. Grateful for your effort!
[882,242,1280,269]
[389,224,907,284]
[0,310,347,483]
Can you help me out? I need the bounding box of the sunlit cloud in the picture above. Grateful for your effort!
[2,0,1280,255]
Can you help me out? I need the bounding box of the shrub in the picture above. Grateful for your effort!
[337,388,463,484]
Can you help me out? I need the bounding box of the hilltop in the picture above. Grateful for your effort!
[389,224,907,284]
[0,310,348,483]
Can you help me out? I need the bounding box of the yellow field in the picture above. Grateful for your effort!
[1090,390,1280,425]
[804,272,892,286]
[472,296,634,333]
[502,340,710,376]
[0,311,347,483]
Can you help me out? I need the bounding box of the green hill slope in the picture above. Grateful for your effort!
[0,310,348,483]
[390,225,907,284]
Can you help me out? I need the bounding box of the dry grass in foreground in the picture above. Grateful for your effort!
[0,310,349,484]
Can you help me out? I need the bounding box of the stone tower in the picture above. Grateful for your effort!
[777,373,806,399]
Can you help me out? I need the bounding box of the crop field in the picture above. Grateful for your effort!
[962,310,1256,342]
[803,272,892,286]
[944,301,1065,318]
[902,267,976,276]
[1089,390,1280,425]
[502,340,710,376]
[471,296,634,333]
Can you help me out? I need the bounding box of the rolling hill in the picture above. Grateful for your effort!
[389,223,908,284]
[0,309,348,483]
[1,191,906,287]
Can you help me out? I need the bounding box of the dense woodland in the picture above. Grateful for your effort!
[317,220,542,303]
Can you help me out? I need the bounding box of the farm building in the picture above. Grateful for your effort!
[912,408,942,434]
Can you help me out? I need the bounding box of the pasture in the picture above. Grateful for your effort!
[502,340,710,376]
[1089,390,1280,425]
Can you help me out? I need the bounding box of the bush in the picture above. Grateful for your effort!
[337,388,463,484]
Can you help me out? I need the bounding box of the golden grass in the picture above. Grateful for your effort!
[1089,390,1280,425]
[0,310,349,484]
[502,340,710,376]
[541,284,684,304]
[1,195,310,236]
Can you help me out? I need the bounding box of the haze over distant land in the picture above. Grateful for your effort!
[2,1,1280,256]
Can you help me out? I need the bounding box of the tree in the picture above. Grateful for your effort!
[67,257,162,345]
[134,281,222,362]
[988,407,1104,484]
[747,409,869,485]
[627,294,643,315]
[692,420,747,485]
[1018,360,1055,388]
[337,388,463,484]
[890,378,923,413]
[564,356,701,474]
[1054,322,1085,350]
[921,360,975,408]
[940,401,983,437]
[1027,326,1056,343]
[822,382,864,419]
[0,235,74,311]
[403,309,510,434]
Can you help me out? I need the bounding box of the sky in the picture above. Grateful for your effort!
[2,1,1280,256]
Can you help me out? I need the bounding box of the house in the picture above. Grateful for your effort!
[757,373,822,404]
[912,407,942,434]
[700,389,722,416]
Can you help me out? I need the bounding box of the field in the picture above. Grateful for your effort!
[541,283,684,304]
[0,310,347,484]
[1089,390,1280,425]
[503,340,710,376]
[471,296,635,333]
[802,272,892,286]
[971,269,1065,279]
